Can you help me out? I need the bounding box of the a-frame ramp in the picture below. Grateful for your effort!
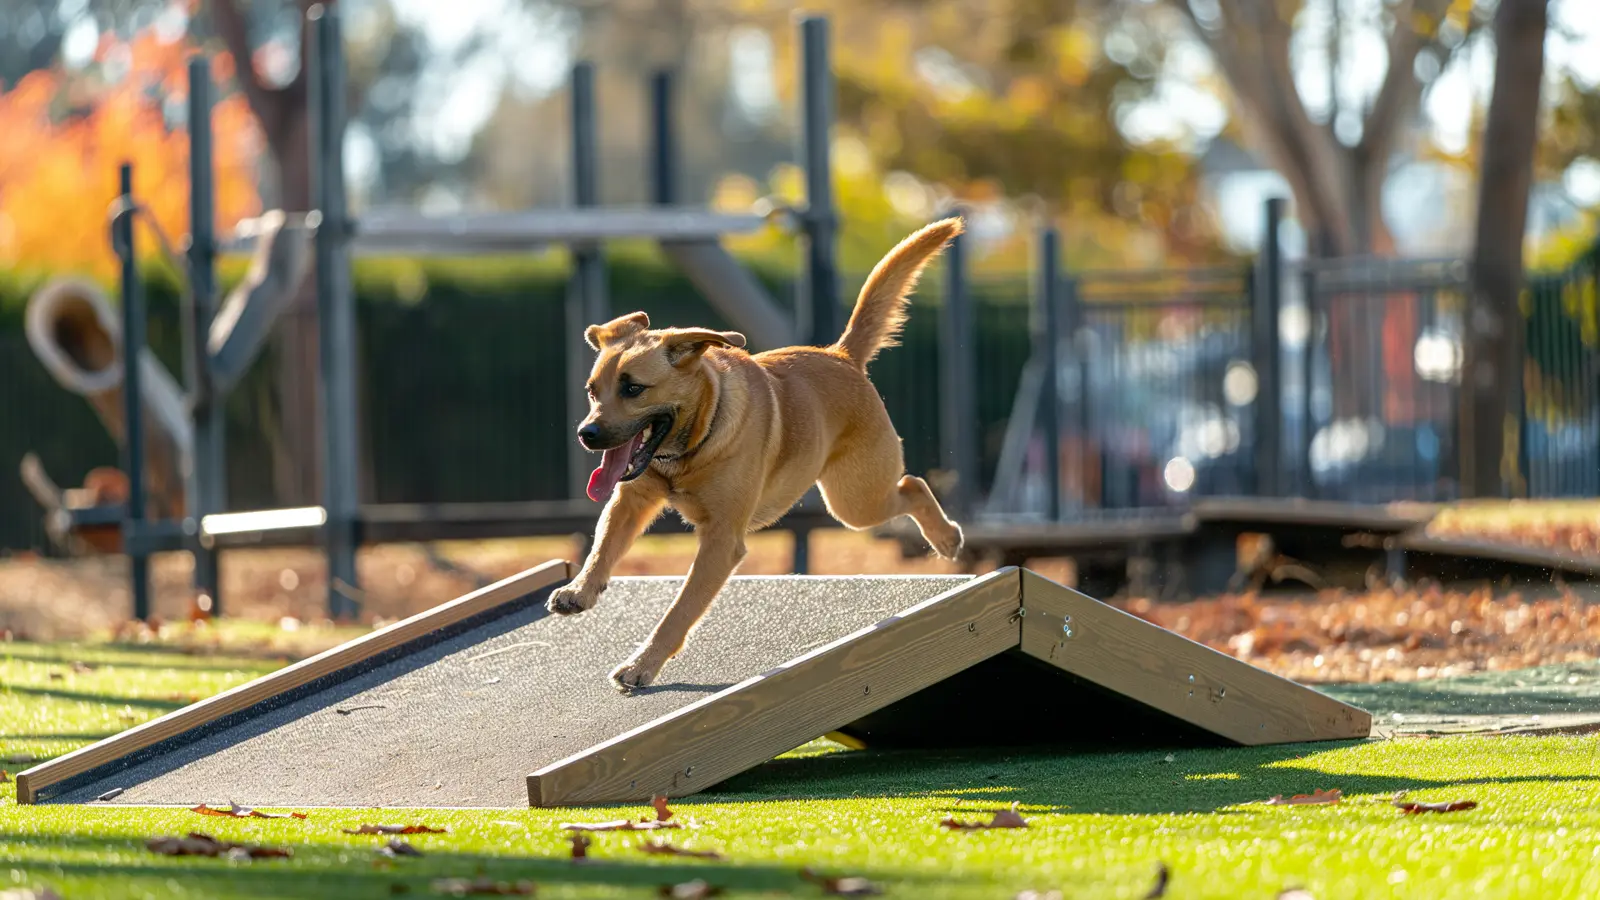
[17,561,1369,809]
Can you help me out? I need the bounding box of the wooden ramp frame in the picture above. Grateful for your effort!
[526,567,1369,807]
[16,561,1370,808]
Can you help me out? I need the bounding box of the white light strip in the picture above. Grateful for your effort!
[202,506,327,536]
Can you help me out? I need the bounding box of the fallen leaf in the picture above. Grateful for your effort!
[430,876,535,896]
[652,794,674,822]
[569,833,592,861]
[939,801,1029,830]
[344,824,449,835]
[1263,789,1341,806]
[1,770,9,783]
[191,802,307,820]
[800,868,883,896]
[659,880,724,899]
[1142,862,1170,899]
[146,831,292,859]
[71,662,95,673]
[636,839,723,860]
[380,839,423,858]
[1392,795,1477,814]
[562,818,680,832]
[48,672,63,682]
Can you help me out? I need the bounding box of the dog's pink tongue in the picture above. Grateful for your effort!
[586,432,645,502]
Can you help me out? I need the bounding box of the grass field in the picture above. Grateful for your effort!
[3,635,1599,899]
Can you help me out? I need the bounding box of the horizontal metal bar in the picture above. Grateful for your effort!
[225,208,785,256]
[1076,294,1249,309]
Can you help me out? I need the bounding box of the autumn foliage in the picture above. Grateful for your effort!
[0,26,261,282]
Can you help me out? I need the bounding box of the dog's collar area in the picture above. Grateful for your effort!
[655,380,723,464]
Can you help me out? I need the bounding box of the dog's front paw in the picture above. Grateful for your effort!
[609,654,666,692]
[547,584,601,615]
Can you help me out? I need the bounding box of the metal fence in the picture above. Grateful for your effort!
[986,263,1257,520]
[985,236,1600,522]
[1294,256,1470,503]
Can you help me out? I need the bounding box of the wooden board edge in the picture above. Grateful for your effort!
[16,558,573,804]
[526,568,1024,808]
[1017,570,1372,745]
[1397,532,1600,577]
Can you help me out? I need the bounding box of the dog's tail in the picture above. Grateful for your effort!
[831,217,964,368]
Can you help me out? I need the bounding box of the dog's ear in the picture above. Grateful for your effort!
[585,311,651,350]
[662,328,747,366]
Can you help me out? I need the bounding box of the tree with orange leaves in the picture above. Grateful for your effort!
[0,25,261,283]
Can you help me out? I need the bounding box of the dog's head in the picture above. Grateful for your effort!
[576,311,745,501]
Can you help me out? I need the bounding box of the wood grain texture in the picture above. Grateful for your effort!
[527,568,1023,807]
[16,559,573,804]
[1018,571,1370,745]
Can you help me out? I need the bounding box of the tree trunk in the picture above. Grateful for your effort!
[1465,0,1549,498]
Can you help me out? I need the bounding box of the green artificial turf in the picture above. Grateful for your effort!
[3,636,1599,900]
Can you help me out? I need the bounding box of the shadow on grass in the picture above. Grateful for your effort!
[704,740,1598,816]
[3,685,191,712]
[0,831,922,898]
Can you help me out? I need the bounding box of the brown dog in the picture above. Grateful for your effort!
[549,217,967,690]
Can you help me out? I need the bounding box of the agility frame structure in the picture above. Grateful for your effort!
[85,4,851,621]
[16,562,1370,808]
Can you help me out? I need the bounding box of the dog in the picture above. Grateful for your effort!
[548,217,967,690]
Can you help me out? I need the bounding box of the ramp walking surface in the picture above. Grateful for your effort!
[50,575,972,808]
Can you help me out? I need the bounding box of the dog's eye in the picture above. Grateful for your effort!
[619,381,647,399]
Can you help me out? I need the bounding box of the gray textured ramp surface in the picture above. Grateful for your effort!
[53,575,971,808]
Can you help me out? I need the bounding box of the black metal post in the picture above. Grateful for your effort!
[114,164,152,621]
[939,212,978,518]
[799,16,840,345]
[566,62,609,500]
[186,54,224,615]
[649,70,676,206]
[1062,274,1089,511]
[1035,227,1062,521]
[1299,267,1318,498]
[1253,197,1285,497]
[309,4,361,619]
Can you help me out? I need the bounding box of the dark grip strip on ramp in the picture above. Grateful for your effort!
[50,575,971,809]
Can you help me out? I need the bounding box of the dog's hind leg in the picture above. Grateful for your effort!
[818,438,963,560]
[548,481,666,615]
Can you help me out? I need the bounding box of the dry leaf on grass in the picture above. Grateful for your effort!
[1263,789,1341,806]
[569,833,592,861]
[1392,794,1477,814]
[146,831,292,859]
[658,880,724,899]
[800,868,884,896]
[380,839,423,858]
[562,796,682,832]
[191,802,307,819]
[1,770,9,783]
[636,839,723,860]
[1142,862,1170,899]
[939,801,1029,830]
[71,662,95,674]
[430,876,535,896]
[344,824,449,835]
[47,672,63,682]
